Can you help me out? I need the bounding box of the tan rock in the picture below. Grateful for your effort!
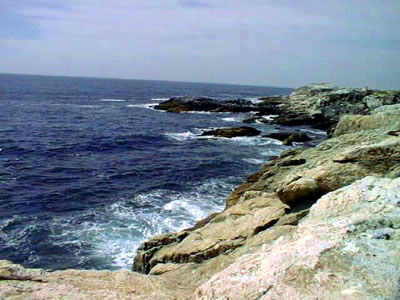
[146,194,287,271]
[277,177,321,207]
[135,111,400,276]
[195,177,400,300]
[333,112,400,136]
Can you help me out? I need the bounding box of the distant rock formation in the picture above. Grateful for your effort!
[154,84,400,133]
[201,126,261,138]
[271,83,400,130]
[154,96,285,114]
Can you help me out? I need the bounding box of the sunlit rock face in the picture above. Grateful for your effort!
[195,176,400,300]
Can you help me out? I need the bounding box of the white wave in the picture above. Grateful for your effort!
[94,177,234,268]
[183,111,213,114]
[260,150,281,156]
[299,128,327,136]
[150,98,170,101]
[226,136,283,146]
[79,105,101,108]
[126,103,158,109]
[262,115,278,121]
[165,131,199,141]
[222,117,239,122]
[242,158,265,164]
[100,99,126,102]
[244,97,262,104]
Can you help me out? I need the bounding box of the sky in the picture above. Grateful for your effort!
[1,0,399,89]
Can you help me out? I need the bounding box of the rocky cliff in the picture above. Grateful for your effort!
[1,84,399,299]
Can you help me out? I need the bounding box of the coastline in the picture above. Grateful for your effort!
[1,83,399,299]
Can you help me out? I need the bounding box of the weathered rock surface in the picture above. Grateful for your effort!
[272,83,400,129]
[133,110,399,278]
[195,176,400,299]
[228,110,400,207]
[0,260,193,299]
[133,193,288,273]
[201,126,261,138]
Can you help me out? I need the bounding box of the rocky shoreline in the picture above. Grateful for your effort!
[1,84,399,299]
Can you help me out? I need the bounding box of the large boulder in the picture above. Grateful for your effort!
[195,176,400,300]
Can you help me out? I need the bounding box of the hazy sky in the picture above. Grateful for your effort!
[1,0,399,89]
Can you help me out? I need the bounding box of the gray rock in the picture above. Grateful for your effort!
[201,126,261,138]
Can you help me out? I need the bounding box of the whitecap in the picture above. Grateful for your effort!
[100,99,126,102]
[126,103,158,109]
[260,150,281,156]
[299,128,327,136]
[244,97,262,104]
[242,158,265,164]
[222,117,239,122]
[262,115,278,121]
[227,136,283,146]
[165,131,198,141]
[150,98,170,101]
[79,105,101,108]
[183,111,213,114]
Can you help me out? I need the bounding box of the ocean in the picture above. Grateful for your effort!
[0,73,294,271]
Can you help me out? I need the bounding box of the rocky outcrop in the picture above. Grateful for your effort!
[154,97,284,114]
[133,110,400,276]
[133,193,289,273]
[201,126,261,138]
[0,260,193,300]
[272,83,400,129]
[195,176,400,299]
[155,85,399,132]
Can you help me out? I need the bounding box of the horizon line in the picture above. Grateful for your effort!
[0,71,294,90]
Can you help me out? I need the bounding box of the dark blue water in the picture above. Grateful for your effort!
[0,73,294,270]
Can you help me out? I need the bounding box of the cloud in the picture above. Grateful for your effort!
[1,0,399,89]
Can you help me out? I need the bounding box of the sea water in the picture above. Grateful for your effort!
[0,73,294,270]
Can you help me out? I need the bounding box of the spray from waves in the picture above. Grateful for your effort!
[57,177,235,269]
[165,131,200,141]
[0,177,237,270]
[164,130,290,147]
[222,116,242,122]
[244,97,262,104]
[225,136,284,146]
